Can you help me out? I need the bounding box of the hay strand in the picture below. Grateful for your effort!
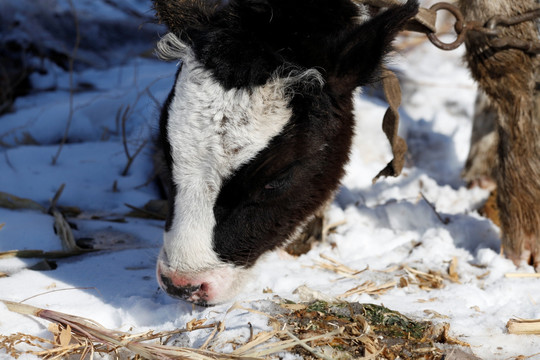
[310,254,369,280]
[505,273,540,278]
[338,280,397,298]
[282,328,339,360]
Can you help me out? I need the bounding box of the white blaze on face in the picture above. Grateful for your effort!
[163,49,295,273]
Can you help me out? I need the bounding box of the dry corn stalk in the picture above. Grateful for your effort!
[505,273,540,278]
[507,318,540,335]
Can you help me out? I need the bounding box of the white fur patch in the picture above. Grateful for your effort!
[160,35,324,274]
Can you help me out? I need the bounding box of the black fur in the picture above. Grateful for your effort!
[155,0,418,89]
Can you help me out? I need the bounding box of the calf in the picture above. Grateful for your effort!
[153,0,418,305]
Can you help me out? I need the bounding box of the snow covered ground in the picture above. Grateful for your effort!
[1,1,540,359]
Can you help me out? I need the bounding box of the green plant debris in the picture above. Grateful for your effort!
[307,300,331,313]
[360,303,427,339]
[278,300,465,360]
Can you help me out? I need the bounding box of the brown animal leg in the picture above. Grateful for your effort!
[459,0,540,269]
[491,69,540,270]
[497,90,540,269]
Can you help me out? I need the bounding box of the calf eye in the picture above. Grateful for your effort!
[263,172,292,192]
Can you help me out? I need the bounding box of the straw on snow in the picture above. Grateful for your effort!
[309,253,466,299]
[308,253,369,280]
[338,280,398,298]
[1,300,254,359]
[310,253,462,296]
[1,299,355,360]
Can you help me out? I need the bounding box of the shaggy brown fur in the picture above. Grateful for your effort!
[458,0,540,269]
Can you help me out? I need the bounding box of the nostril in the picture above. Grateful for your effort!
[158,273,213,305]
[171,284,202,299]
[156,264,237,305]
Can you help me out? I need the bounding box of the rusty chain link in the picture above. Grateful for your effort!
[355,0,540,53]
[422,2,540,53]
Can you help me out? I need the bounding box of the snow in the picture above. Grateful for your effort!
[1,2,540,360]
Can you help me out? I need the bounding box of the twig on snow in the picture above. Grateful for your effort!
[420,192,450,225]
[52,0,80,165]
[118,104,149,176]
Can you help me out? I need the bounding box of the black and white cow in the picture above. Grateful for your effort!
[154,0,418,305]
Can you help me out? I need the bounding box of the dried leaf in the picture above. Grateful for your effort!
[59,325,72,347]
[373,68,408,183]
[48,323,61,335]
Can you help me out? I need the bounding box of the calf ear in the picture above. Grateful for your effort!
[153,0,222,35]
[329,0,418,94]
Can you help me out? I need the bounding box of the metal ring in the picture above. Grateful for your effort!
[426,2,467,51]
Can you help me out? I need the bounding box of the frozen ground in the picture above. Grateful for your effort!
[1,1,539,359]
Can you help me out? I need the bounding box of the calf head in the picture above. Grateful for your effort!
[154,0,418,305]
